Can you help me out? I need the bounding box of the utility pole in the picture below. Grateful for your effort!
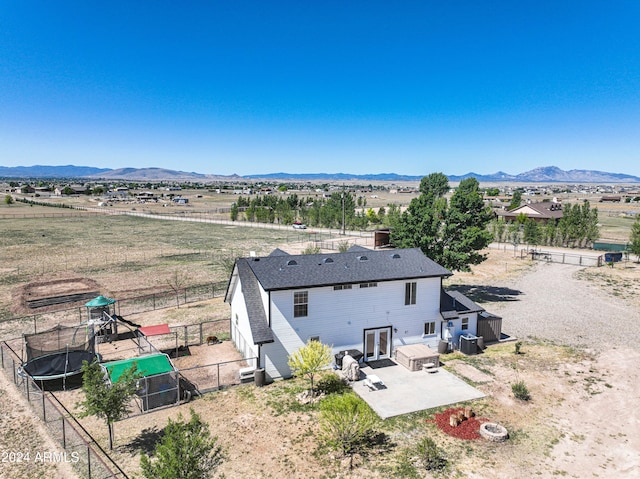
[341,184,346,235]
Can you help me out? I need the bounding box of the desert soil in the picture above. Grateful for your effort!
[0,371,77,479]
[2,246,640,478]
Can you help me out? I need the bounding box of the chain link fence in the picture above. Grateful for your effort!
[0,341,128,479]
[0,281,228,340]
[521,248,603,267]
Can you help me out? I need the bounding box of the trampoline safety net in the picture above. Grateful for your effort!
[24,324,94,361]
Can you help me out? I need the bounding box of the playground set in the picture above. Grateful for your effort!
[18,295,188,412]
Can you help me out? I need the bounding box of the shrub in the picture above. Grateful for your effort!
[319,393,377,458]
[140,408,224,479]
[415,437,448,472]
[316,374,349,395]
[514,341,523,354]
[512,380,531,401]
[302,243,320,254]
[337,240,350,252]
[288,340,333,395]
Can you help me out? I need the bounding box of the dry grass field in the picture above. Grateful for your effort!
[1,198,639,478]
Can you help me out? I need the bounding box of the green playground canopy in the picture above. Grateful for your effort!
[85,295,116,308]
[102,353,174,383]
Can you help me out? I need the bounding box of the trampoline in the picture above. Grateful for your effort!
[20,350,97,381]
[20,324,96,390]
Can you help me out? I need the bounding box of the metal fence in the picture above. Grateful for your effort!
[521,248,603,267]
[116,282,227,316]
[0,341,128,479]
[177,356,258,394]
[0,282,228,340]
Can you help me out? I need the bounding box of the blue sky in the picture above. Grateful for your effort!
[1,2,639,176]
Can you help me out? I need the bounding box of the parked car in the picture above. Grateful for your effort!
[292,222,307,229]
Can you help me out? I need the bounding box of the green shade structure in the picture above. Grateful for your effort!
[85,295,116,308]
[102,353,175,383]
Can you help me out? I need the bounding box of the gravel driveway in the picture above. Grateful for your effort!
[483,261,640,351]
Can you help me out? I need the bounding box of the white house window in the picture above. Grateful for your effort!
[359,282,378,288]
[405,282,417,305]
[424,321,436,335]
[309,336,320,342]
[294,291,308,318]
[461,317,469,330]
[333,284,353,290]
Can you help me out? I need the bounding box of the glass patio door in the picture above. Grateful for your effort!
[364,327,392,361]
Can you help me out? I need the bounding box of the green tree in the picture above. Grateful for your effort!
[365,208,379,225]
[319,393,377,466]
[491,217,507,243]
[287,339,332,395]
[230,202,239,221]
[384,203,402,227]
[542,221,558,246]
[557,201,599,248]
[62,186,75,195]
[391,174,493,271]
[4,194,13,205]
[440,177,494,271]
[390,176,446,265]
[419,172,449,198]
[630,215,640,262]
[508,190,522,210]
[508,222,521,255]
[76,360,140,450]
[581,201,600,247]
[523,218,541,246]
[140,408,224,479]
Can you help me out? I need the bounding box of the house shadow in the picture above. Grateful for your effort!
[447,284,523,303]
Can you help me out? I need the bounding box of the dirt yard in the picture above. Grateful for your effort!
[2,246,640,478]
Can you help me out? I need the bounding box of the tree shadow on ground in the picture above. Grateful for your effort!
[447,284,523,303]
[120,427,164,455]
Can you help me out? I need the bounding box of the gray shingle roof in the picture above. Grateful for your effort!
[241,247,452,291]
[440,289,484,315]
[235,260,274,344]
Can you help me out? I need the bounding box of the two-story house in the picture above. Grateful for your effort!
[225,245,500,381]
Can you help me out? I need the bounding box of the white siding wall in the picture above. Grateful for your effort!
[263,277,444,379]
[446,314,479,348]
[229,278,259,361]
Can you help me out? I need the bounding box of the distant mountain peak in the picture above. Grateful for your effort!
[0,165,638,183]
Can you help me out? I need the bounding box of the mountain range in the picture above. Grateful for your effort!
[0,165,639,183]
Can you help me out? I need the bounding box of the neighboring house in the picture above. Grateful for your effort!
[599,196,622,203]
[225,246,501,381]
[494,201,564,224]
[136,192,156,201]
[54,185,87,195]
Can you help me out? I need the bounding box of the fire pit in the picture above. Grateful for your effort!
[479,422,509,442]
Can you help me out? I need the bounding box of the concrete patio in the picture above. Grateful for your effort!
[351,361,485,419]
